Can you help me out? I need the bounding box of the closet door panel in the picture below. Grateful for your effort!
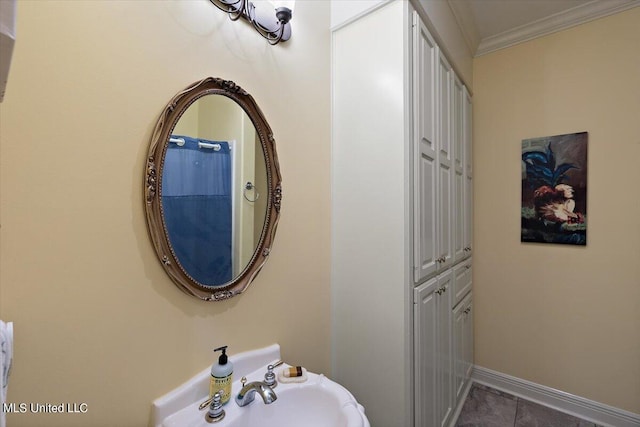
[438,162,452,270]
[437,52,452,164]
[414,13,436,153]
[416,151,438,282]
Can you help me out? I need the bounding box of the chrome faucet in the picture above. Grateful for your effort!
[235,378,277,407]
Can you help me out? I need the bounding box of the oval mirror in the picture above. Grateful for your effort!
[144,77,282,301]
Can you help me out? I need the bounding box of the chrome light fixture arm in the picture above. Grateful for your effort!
[209,0,245,21]
[209,0,293,45]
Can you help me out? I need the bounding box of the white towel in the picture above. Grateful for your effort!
[0,320,13,427]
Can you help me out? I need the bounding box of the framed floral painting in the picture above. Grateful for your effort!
[521,132,588,245]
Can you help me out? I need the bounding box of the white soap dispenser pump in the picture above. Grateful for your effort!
[210,346,233,405]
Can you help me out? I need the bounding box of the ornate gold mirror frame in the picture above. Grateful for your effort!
[144,77,282,301]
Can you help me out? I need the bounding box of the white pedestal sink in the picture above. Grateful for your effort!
[152,344,370,427]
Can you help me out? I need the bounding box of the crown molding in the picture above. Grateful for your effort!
[476,0,640,56]
[447,0,480,54]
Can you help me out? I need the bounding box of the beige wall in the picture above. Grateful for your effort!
[0,1,330,426]
[473,8,640,413]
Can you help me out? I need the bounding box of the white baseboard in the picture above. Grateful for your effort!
[449,379,474,427]
[471,366,640,427]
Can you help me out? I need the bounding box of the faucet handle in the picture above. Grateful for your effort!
[199,389,226,411]
[199,395,214,411]
[264,364,277,388]
[205,391,225,423]
[241,376,247,388]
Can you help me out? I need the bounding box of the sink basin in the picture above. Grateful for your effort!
[152,344,370,427]
[224,374,367,427]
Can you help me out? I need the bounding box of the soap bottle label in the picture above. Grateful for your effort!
[210,375,232,404]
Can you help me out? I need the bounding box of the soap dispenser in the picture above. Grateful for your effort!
[210,346,233,405]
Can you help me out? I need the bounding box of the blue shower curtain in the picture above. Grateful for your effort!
[162,135,232,286]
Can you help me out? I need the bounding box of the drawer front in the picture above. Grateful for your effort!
[453,258,472,305]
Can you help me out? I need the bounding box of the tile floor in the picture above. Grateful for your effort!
[455,383,603,427]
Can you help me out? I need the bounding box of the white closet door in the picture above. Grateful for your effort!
[437,51,453,271]
[413,12,438,283]
[453,75,465,263]
[463,86,473,256]
[436,269,453,427]
[453,296,467,401]
[453,291,473,402]
[464,294,474,381]
[414,276,439,427]
[414,269,454,427]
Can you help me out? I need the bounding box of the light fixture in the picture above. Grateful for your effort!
[209,0,294,45]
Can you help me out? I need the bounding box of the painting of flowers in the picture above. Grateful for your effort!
[521,132,588,245]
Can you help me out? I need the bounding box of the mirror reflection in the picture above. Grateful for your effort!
[162,95,268,287]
